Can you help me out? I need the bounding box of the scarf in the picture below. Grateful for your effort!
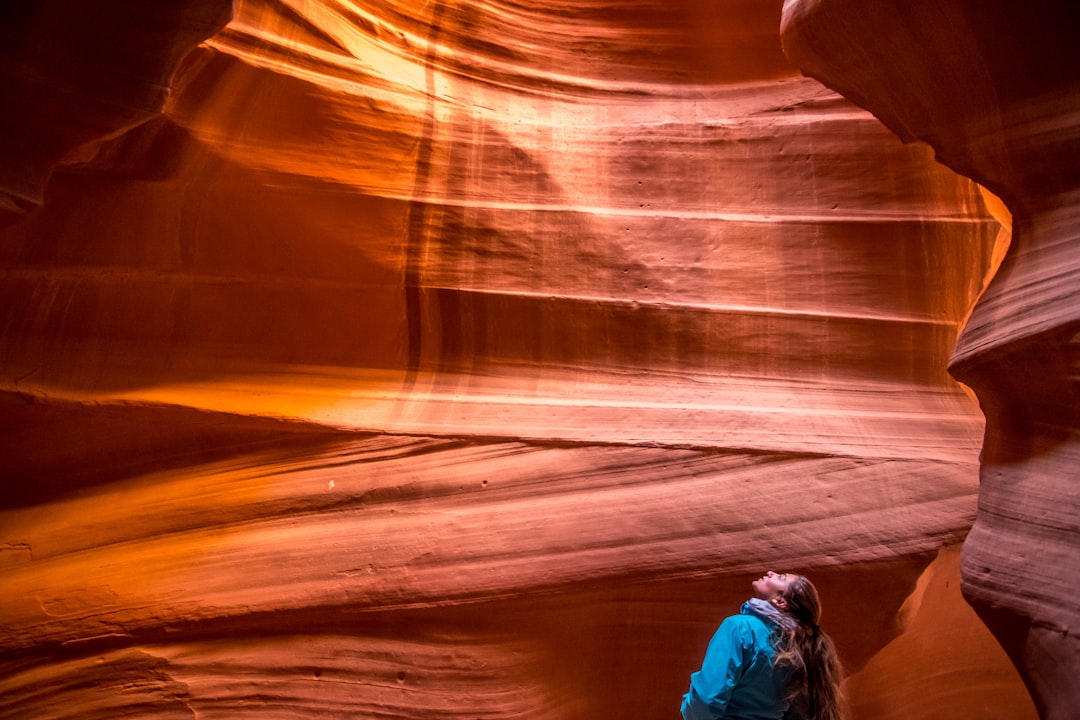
[743,597,799,632]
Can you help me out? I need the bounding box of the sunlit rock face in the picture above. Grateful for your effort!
[0,1,1039,718]
[782,1,1079,717]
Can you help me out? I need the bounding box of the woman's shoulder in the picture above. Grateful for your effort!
[718,611,773,639]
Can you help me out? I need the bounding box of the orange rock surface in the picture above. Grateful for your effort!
[782,1,1078,717]
[0,1,1055,718]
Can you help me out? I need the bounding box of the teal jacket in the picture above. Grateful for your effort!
[681,601,793,720]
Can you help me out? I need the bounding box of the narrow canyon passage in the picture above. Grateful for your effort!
[2,0,1070,718]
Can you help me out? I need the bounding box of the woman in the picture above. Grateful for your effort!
[680,571,844,720]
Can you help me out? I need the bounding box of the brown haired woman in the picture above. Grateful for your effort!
[681,571,844,720]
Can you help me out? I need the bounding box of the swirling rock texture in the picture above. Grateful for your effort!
[781,1,1079,718]
[0,1,1048,718]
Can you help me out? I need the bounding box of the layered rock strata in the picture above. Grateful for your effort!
[781,1,1079,717]
[0,1,1043,718]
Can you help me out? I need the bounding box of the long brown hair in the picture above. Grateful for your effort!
[774,575,845,720]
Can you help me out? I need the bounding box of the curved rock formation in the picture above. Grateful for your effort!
[0,0,1045,718]
[0,0,233,224]
[781,1,1079,717]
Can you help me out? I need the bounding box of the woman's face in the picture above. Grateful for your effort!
[752,571,795,605]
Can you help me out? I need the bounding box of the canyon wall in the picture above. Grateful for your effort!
[0,1,1053,718]
[781,1,1079,717]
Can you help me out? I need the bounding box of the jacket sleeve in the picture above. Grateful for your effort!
[681,617,747,720]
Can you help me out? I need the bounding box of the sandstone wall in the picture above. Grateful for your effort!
[782,2,1078,717]
[0,1,1046,718]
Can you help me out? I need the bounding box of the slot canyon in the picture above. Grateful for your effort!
[0,1,1075,718]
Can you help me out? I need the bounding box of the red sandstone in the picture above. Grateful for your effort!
[2,1,1070,718]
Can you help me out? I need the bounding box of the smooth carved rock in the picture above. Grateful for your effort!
[843,546,1041,720]
[0,0,233,224]
[0,1,1045,718]
[781,1,1079,717]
